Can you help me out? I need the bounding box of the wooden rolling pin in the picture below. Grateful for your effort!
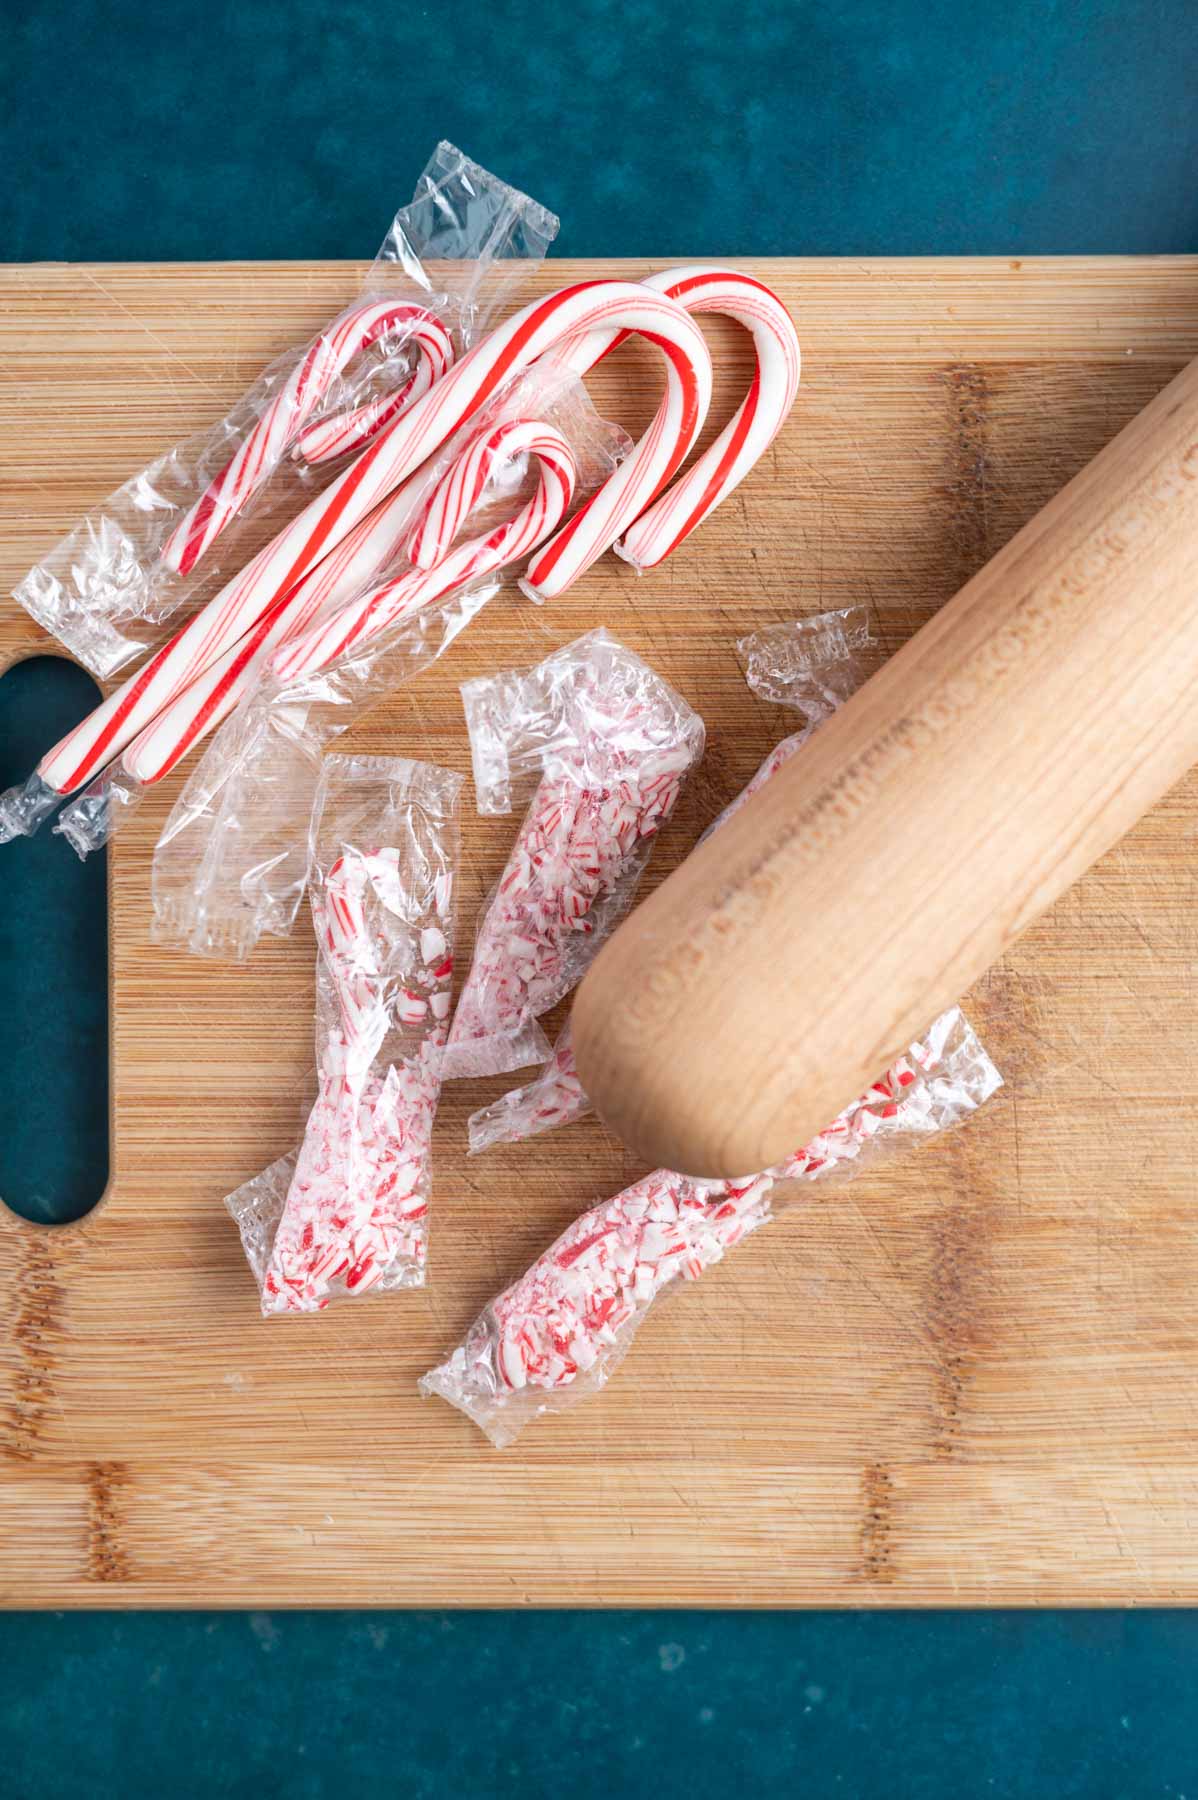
[572,355,1198,1177]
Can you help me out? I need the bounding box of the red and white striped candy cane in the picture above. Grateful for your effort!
[440,746,695,1079]
[161,300,454,576]
[540,265,800,582]
[270,279,711,607]
[404,415,566,570]
[290,358,448,469]
[122,417,574,783]
[120,475,433,786]
[37,281,709,798]
[480,1057,921,1394]
[272,417,578,683]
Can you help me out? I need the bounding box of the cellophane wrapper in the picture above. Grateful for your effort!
[147,370,629,963]
[441,630,705,1080]
[14,143,558,679]
[467,606,875,1152]
[225,752,461,1314]
[424,1006,1002,1444]
[735,604,873,712]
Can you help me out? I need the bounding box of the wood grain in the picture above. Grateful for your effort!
[573,343,1198,1176]
[1,258,1197,1607]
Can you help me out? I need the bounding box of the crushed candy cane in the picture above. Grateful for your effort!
[226,754,461,1314]
[423,1007,1001,1444]
[442,631,704,1079]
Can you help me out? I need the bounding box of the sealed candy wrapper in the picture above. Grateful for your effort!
[12,144,557,682]
[440,630,705,1080]
[225,753,461,1314]
[422,1007,1002,1445]
[137,369,628,962]
[467,607,874,1152]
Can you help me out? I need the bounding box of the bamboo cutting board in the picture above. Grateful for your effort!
[2,258,1198,1608]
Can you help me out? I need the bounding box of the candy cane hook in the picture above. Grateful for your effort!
[544,264,800,577]
[272,416,579,683]
[162,300,455,575]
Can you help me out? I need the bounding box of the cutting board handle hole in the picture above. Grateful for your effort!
[0,656,109,1225]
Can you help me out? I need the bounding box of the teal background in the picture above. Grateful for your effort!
[4,0,1198,1793]
[5,0,1198,262]
[0,660,107,1226]
[5,1609,1197,1798]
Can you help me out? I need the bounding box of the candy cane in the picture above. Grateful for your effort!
[161,301,454,575]
[272,418,577,683]
[442,735,700,1080]
[434,631,703,1079]
[404,415,566,570]
[476,1062,922,1393]
[440,756,693,1078]
[36,281,709,799]
[484,1054,940,1393]
[274,278,712,607]
[291,365,446,468]
[121,418,575,785]
[540,265,800,582]
[120,474,433,786]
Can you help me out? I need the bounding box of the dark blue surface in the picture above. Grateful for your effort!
[0,658,108,1225]
[3,0,1198,260]
[4,1,1198,1793]
[3,1608,1196,1799]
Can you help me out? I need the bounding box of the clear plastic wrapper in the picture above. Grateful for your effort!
[54,769,145,857]
[468,1020,587,1153]
[225,753,461,1314]
[0,774,67,846]
[423,1006,1002,1445]
[735,605,872,710]
[704,605,877,839]
[14,143,557,680]
[467,607,875,1152]
[146,372,628,961]
[441,630,705,1080]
